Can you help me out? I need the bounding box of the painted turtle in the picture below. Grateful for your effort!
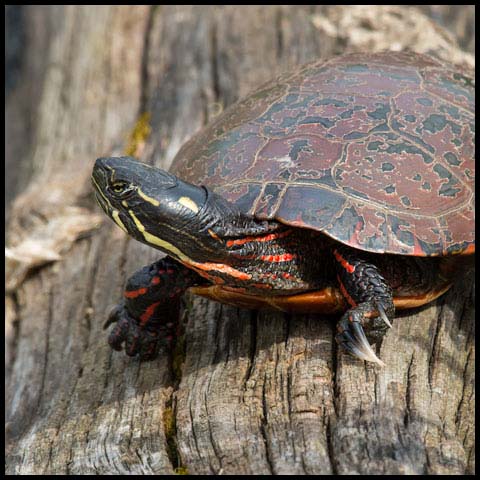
[92,51,474,366]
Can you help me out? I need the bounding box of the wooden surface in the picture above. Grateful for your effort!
[5,5,475,475]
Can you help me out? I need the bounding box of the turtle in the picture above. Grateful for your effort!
[92,51,474,366]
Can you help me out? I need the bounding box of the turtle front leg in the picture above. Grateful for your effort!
[333,247,394,366]
[105,256,204,360]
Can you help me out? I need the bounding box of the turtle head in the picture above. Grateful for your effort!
[92,156,210,261]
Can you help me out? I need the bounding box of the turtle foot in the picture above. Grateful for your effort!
[104,303,173,361]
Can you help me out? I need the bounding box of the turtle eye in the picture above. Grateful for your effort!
[110,181,132,196]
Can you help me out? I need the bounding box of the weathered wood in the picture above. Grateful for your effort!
[6,5,475,475]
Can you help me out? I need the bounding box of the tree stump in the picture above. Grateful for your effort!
[5,5,475,475]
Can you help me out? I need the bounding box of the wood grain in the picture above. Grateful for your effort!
[5,5,475,475]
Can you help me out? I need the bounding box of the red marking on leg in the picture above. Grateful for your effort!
[337,275,357,308]
[333,250,355,274]
[140,301,161,326]
[124,287,148,299]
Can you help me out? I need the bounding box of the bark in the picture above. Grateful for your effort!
[5,5,475,475]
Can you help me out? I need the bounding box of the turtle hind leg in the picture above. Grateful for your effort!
[333,247,395,366]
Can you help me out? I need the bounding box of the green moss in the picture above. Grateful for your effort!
[163,406,181,471]
[124,112,152,157]
[163,406,176,440]
[163,305,191,473]
[174,466,189,475]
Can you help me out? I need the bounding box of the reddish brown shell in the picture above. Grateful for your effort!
[170,51,475,256]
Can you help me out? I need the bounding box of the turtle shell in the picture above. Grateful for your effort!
[170,51,475,256]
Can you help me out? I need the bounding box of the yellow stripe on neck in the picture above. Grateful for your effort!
[127,209,248,282]
[128,209,188,260]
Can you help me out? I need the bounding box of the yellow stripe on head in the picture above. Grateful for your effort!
[178,196,199,213]
[112,210,128,233]
[137,188,160,206]
[92,175,113,210]
[128,209,189,261]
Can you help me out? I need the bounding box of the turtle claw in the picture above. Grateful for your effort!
[342,338,385,366]
[351,322,385,366]
[336,311,385,367]
[104,303,124,330]
[377,303,392,329]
